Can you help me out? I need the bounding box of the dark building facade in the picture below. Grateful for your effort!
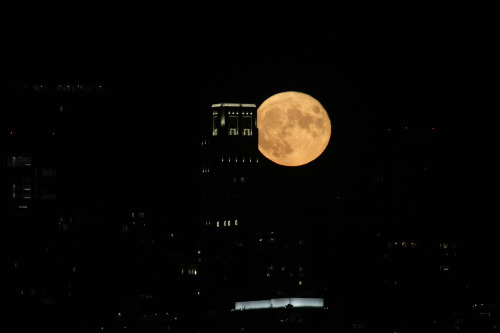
[196,103,331,332]
[1,82,111,331]
[1,81,496,332]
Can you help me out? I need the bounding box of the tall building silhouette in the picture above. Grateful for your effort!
[196,102,331,332]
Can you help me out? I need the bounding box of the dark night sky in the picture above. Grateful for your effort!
[3,4,499,290]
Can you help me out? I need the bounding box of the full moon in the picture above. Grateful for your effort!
[257,91,331,167]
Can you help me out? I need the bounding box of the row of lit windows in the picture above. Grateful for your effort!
[5,156,31,167]
[31,83,106,94]
[181,264,197,275]
[267,265,304,273]
[221,154,258,163]
[227,111,254,115]
[201,154,259,173]
[388,241,459,254]
[204,220,239,227]
[212,113,254,136]
[212,127,254,136]
[387,241,417,249]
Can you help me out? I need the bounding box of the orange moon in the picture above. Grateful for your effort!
[257,91,331,167]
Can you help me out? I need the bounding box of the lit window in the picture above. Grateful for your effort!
[139,212,145,218]
[228,220,231,227]
[440,243,449,249]
[440,265,450,271]
[235,220,238,226]
[228,116,238,135]
[298,281,303,286]
[240,177,245,183]
[18,205,28,209]
[224,221,227,227]
[216,221,220,228]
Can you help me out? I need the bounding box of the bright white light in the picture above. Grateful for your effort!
[235,298,324,310]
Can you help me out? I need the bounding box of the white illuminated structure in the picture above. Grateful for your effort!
[234,298,324,311]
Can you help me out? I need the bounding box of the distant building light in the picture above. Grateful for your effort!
[235,298,324,311]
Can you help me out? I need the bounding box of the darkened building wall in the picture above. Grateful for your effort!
[196,102,331,332]
[0,82,113,332]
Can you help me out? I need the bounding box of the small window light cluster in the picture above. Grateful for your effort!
[221,153,258,163]
[387,241,417,249]
[440,264,450,271]
[216,219,238,228]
